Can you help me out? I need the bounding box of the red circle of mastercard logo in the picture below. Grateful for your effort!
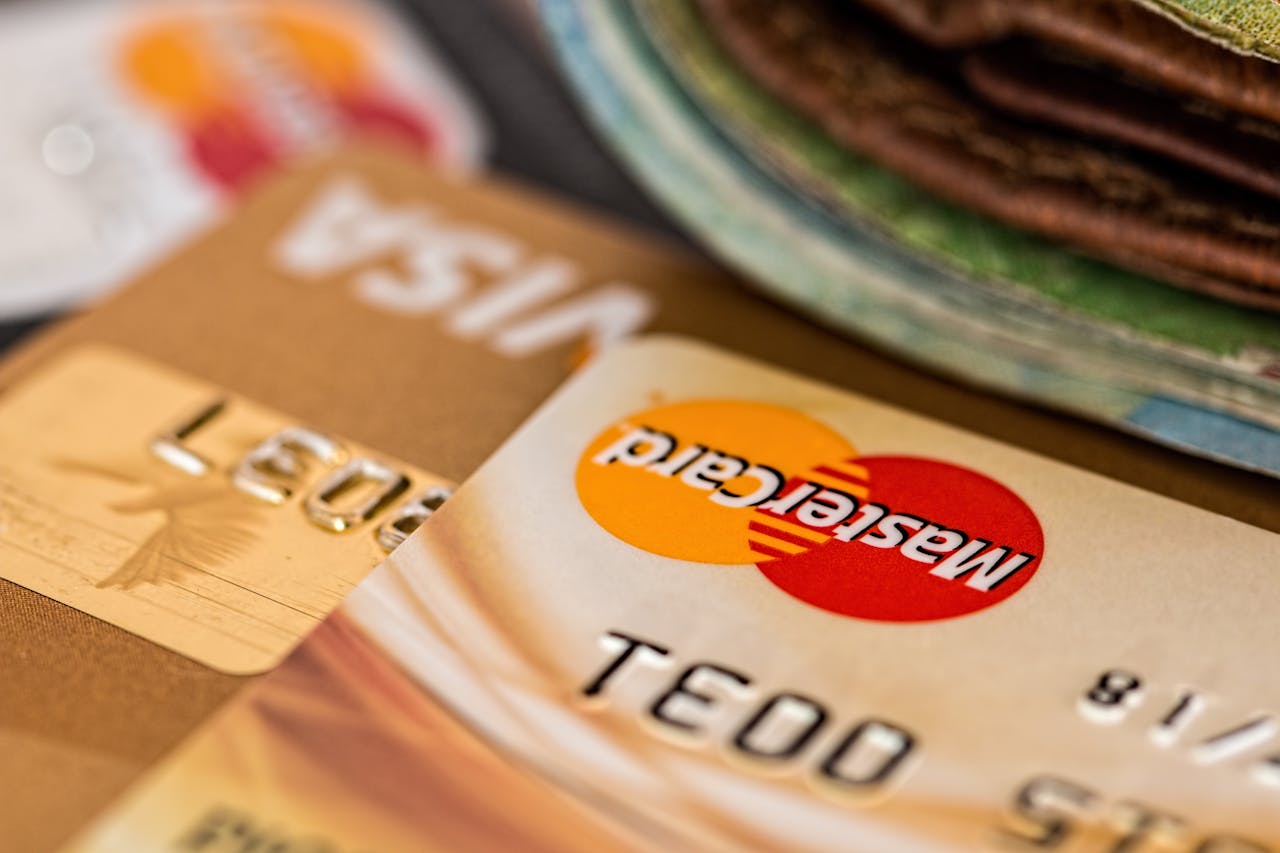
[576,401,1045,623]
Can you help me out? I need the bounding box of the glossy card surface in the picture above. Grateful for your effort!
[74,338,1280,852]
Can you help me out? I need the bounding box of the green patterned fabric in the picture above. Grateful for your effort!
[1138,0,1280,61]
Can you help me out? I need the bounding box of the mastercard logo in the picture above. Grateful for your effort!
[576,401,1045,623]
[120,2,438,191]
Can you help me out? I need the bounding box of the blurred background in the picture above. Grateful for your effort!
[0,0,681,354]
[2,0,1278,480]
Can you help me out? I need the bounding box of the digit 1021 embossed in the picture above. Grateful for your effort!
[152,397,451,552]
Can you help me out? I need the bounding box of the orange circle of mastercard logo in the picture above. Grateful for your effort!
[576,401,1045,623]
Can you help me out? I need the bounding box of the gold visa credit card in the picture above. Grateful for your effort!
[0,145,1274,850]
[72,337,1280,852]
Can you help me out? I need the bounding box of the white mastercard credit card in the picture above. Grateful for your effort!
[0,0,484,319]
[73,337,1279,852]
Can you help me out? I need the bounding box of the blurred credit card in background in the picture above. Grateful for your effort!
[0,0,484,319]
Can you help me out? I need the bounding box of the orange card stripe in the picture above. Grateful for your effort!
[748,540,791,561]
[750,521,823,549]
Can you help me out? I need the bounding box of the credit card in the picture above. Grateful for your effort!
[0,0,483,318]
[0,345,452,674]
[2,145,1274,850]
[70,336,1280,851]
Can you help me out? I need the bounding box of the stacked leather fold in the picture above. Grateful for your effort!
[704,0,1280,311]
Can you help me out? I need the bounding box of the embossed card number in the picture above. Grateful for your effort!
[0,347,452,673]
[151,397,448,545]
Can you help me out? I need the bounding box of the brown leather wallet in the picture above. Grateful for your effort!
[699,0,1280,311]
[855,0,1280,123]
